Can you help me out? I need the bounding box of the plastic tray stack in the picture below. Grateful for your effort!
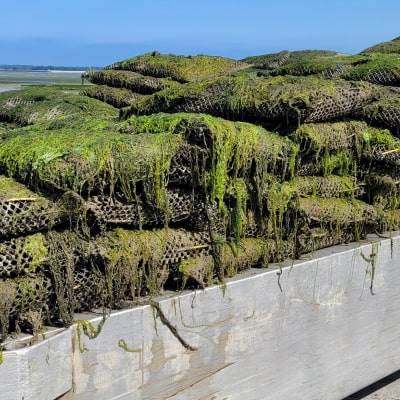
[0,37,399,340]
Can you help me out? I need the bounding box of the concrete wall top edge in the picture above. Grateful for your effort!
[154,231,400,305]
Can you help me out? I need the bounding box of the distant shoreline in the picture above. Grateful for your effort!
[0,69,86,73]
[0,65,100,72]
[50,70,86,73]
[0,70,86,92]
[0,84,22,92]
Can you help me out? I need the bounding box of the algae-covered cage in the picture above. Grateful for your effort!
[0,38,400,342]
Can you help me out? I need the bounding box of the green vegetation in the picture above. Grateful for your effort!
[0,37,399,342]
[81,85,141,108]
[117,338,142,353]
[291,121,399,177]
[345,53,400,85]
[76,316,107,352]
[121,74,374,124]
[244,50,363,77]
[0,124,182,204]
[360,37,400,54]
[106,52,249,82]
[82,69,179,94]
[0,86,118,127]
[294,175,360,198]
[0,175,43,200]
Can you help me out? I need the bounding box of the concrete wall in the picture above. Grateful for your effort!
[0,328,72,400]
[1,233,400,400]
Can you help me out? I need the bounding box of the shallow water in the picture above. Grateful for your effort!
[0,84,21,92]
[0,70,84,92]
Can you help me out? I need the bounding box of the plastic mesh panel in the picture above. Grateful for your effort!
[243,211,265,238]
[73,266,106,312]
[299,197,377,228]
[246,83,372,123]
[0,239,34,278]
[292,122,359,152]
[83,70,167,94]
[380,209,400,232]
[172,84,225,115]
[0,176,63,238]
[297,228,354,255]
[249,101,299,121]
[90,228,212,305]
[7,274,53,319]
[374,108,400,132]
[87,188,196,229]
[0,199,57,238]
[160,230,212,267]
[266,239,296,263]
[305,86,370,122]
[363,173,400,210]
[169,143,196,186]
[295,160,323,176]
[362,145,400,167]
[365,69,399,86]
[88,196,146,228]
[294,175,362,198]
[171,236,278,289]
[365,106,400,133]
[81,85,140,108]
[6,273,53,335]
[322,64,351,79]
[2,97,34,108]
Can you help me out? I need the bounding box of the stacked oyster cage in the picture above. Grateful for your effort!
[0,37,399,341]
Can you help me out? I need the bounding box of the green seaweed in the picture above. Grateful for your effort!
[360,37,400,54]
[360,241,379,295]
[93,227,170,302]
[18,234,48,271]
[81,85,141,108]
[117,338,142,353]
[0,86,118,128]
[294,175,360,198]
[299,196,377,242]
[0,281,16,341]
[76,315,107,352]
[0,125,182,204]
[83,69,179,94]
[119,112,298,238]
[292,121,399,177]
[105,52,249,83]
[345,53,400,84]
[246,50,363,78]
[0,40,399,341]
[121,74,373,124]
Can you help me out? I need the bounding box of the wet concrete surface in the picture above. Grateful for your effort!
[344,370,400,399]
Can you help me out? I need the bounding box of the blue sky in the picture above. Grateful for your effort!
[0,0,398,67]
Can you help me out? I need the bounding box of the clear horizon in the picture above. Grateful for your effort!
[0,0,399,67]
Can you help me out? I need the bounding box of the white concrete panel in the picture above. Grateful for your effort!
[64,307,150,400]
[1,328,72,400]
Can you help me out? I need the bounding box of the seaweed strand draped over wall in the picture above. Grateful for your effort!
[0,37,399,341]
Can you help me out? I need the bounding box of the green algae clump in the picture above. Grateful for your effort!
[105,52,249,83]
